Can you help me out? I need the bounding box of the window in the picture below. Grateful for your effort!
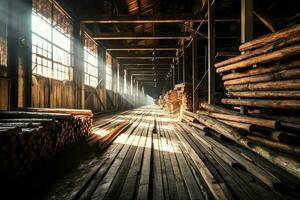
[105,52,112,90]
[84,33,98,87]
[32,0,72,80]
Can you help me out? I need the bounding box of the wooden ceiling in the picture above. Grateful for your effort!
[57,0,299,97]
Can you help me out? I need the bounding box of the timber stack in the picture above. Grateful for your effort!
[0,108,93,181]
[214,23,300,111]
[159,83,193,115]
[181,102,300,179]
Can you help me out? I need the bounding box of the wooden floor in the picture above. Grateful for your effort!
[56,105,298,200]
[12,105,299,200]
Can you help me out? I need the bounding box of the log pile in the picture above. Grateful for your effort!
[180,102,300,178]
[214,23,300,110]
[0,108,93,181]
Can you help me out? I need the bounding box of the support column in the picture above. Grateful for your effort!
[73,20,84,109]
[172,64,175,89]
[7,0,32,109]
[241,0,253,43]
[182,40,186,83]
[192,33,198,112]
[23,0,32,107]
[208,0,216,105]
[177,50,180,84]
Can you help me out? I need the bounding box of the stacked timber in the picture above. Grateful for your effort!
[214,23,300,110]
[175,83,193,113]
[0,108,93,180]
[162,90,181,114]
[181,102,300,179]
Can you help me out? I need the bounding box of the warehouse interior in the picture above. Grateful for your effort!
[1,0,300,199]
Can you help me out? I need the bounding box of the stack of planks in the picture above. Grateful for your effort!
[175,83,193,113]
[215,23,300,110]
[181,102,300,179]
[159,83,193,115]
[0,108,93,180]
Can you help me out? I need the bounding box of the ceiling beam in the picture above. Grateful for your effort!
[93,32,191,40]
[112,52,176,57]
[81,14,242,24]
[121,60,173,65]
[106,45,180,51]
[117,56,176,60]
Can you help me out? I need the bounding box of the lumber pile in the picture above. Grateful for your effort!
[181,102,300,179]
[214,24,300,110]
[159,83,193,115]
[0,108,93,181]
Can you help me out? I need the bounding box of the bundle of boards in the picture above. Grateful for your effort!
[0,108,93,181]
[215,23,300,110]
[181,102,300,180]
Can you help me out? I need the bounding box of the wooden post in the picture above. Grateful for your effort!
[172,64,175,88]
[208,0,216,105]
[182,39,186,83]
[7,0,19,109]
[177,50,180,83]
[23,0,32,107]
[241,0,253,43]
[192,32,198,112]
[73,19,85,109]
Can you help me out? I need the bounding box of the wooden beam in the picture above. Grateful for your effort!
[93,32,191,40]
[117,56,176,60]
[106,45,180,51]
[112,52,176,57]
[208,0,216,105]
[121,60,172,65]
[81,14,245,24]
[241,0,253,43]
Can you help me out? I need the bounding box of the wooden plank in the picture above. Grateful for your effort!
[118,121,150,200]
[136,121,153,199]
[167,127,205,200]
[158,119,179,200]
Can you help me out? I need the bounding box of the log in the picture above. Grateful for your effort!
[181,114,198,123]
[227,90,300,99]
[247,135,300,155]
[224,68,300,86]
[187,122,208,131]
[239,23,300,51]
[23,108,93,117]
[222,98,300,110]
[226,79,300,91]
[216,44,300,73]
[199,102,239,115]
[0,111,74,120]
[216,34,300,68]
[251,114,300,125]
[217,119,256,132]
[222,60,300,81]
[184,111,244,142]
[201,112,279,129]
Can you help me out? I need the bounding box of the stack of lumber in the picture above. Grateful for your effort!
[162,90,181,114]
[0,108,93,180]
[181,102,300,179]
[175,83,193,113]
[214,23,300,110]
[159,83,193,115]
